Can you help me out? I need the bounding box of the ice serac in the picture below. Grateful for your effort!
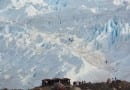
[0,0,130,89]
[93,17,130,50]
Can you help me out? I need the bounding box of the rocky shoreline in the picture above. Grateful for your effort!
[2,78,130,90]
[31,78,130,90]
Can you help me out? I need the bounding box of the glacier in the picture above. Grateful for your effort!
[0,0,130,89]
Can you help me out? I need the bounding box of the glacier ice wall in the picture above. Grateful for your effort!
[0,0,130,89]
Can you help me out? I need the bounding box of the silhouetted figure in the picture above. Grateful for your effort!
[105,60,108,64]
[107,78,112,84]
[115,77,117,80]
[73,82,77,86]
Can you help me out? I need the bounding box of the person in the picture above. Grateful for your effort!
[107,78,112,84]
[105,60,108,64]
[115,77,117,80]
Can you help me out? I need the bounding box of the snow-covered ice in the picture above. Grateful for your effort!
[0,0,130,89]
